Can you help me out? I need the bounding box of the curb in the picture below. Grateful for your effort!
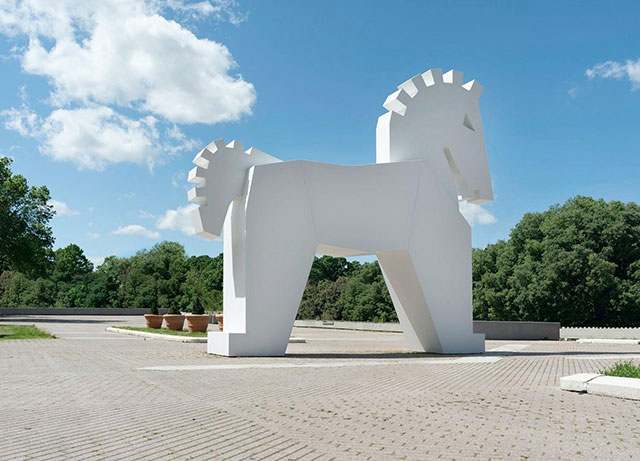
[106,327,307,344]
[576,339,640,345]
[106,327,206,343]
[560,373,640,400]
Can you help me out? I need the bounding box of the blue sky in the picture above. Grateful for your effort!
[1,0,639,266]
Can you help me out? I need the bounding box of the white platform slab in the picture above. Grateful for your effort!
[560,373,640,400]
[576,339,640,345]
[559,373,600,392]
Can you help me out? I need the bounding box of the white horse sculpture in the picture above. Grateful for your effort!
[188,68,493,356]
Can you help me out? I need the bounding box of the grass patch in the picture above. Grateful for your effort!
[602,361,640,379]
[115,326,207,337]
[0,324,54,340]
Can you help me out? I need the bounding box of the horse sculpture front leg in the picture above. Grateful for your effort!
[208,161,318,356]
[378,163,484,354]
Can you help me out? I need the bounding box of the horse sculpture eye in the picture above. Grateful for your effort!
[463,113,475,131]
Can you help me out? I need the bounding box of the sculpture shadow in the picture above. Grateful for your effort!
[285,349,640,360]
[284,352,464,360]
[505,350,640,357]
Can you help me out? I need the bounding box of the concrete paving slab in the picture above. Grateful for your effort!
[4,315,640,459]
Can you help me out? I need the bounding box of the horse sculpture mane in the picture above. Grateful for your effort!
[188,68,493,357]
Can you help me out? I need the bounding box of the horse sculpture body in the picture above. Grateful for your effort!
[188,68,493,356]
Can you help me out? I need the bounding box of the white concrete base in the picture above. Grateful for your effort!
[576,339,640,345]
[588,376,640,400]
[560,373,601,392]
[486,344,530,354]
[207,332,305,355]
[560,373,640,400]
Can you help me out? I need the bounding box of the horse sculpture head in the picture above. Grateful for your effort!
[376,68,493,204]
[188,139,280,239]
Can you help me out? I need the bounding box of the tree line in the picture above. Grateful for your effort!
[2,157,640,325]
[472,196,640,327]
[0,241,224,312]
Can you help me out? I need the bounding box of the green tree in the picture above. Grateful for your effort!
[473,196,640,326]
[0,271,30,306]
[298,277,349,320]
[53,244,93,282]
[0,157,54,276]
[308,255,359,285]
[337,262,397,322]
[186,254,223,291]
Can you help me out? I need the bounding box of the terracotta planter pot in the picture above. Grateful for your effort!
[144,314,164,329]
[215,313,223,331]
[186,314,210,333]
[163,314,185,331]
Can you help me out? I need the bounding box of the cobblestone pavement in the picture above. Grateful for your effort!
[2,315,640,460]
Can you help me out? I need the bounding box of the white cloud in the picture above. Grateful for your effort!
[459,202,497,227]
[567,84,581,99]
[2,105,174,170]
[88,256,105,267]
[163,126,199,156]
[137,210,155,219]
[50,199,80,217]
[163,0,247,25]
[118,192,137,200]
[0,0,253,169]
[156,204,197,235]
[171,170,186,188]
[586,58,640,90]
[2,105,38,136]
[1,0,255,123]
[112,224,161,239]
[87,232,100,240]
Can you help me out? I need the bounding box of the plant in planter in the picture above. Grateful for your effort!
[144,304,164,329]
[215,311,223,331]
[163,305,185,331]
[185,297,210,333]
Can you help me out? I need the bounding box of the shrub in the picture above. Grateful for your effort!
[190,297,204,315]
[602,361,640,379]
[167,305,181,315]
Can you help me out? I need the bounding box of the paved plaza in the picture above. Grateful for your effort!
[2,316,640,460]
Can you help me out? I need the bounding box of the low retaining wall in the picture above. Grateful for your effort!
[0,308,168,316]
[294,320,403,332]
[560,327,640,340]
[294,320,561,340]
[473,320,560,340]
